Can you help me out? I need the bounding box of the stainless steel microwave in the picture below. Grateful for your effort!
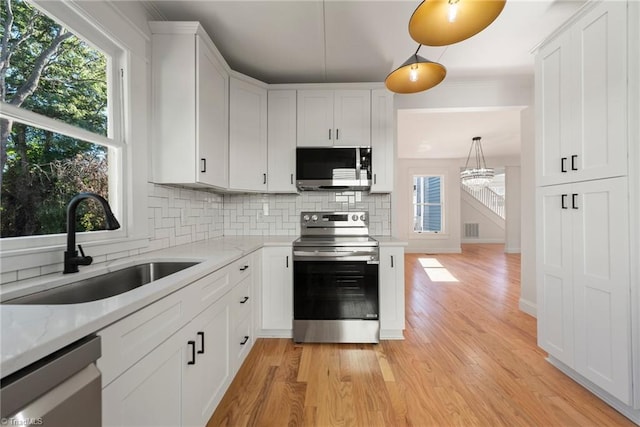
[296,147,371,191]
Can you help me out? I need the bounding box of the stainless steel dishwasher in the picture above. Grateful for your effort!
[1,335,101,427]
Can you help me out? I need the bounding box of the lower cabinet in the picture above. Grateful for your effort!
[379,246,405,339]
[101,253,255,427]
[260,246,293,336]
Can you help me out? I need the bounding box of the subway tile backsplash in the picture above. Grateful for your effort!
[1,185,391,284]
[223,191,391,236]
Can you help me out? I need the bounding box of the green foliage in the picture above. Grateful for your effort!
[1,0,110,238]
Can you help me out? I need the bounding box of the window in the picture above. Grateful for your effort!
[0,0,123,239]
[413,175,443,233]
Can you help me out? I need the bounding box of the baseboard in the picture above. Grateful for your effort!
[461,238,505,244]
[405,247,462,254]
[257,329,293,339]
[380,330,405,340]
[504,246,521,253]
[547,356,640,425]
[519,298,537,317]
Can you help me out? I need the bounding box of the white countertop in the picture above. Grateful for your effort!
[0,234,404,378]
[0,236,294,378]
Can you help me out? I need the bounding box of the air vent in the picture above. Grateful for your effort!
[464,223,479,238]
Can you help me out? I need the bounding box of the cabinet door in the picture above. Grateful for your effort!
[379,246,405,338]
[370,89,394,193]
[297,90,334,146]
[333,90,371,147]
[536,184,574,366]
[267,90,297,192]
[103,330,186,427]
[197,35,229,189]
[535,30,574,187]
[261,246,293,333]
[572,178,631,404]
[229,77,268,191]
[572,2,627,182]
[183,296,232,427]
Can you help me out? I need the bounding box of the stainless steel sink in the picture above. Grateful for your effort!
[2,262,200,305]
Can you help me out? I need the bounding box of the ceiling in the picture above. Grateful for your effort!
[143,0,585,158]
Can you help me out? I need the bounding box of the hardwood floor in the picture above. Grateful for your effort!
[208,244,633,426]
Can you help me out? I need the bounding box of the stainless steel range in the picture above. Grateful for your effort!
[293,211,379,343]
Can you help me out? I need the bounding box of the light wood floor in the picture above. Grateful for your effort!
[208,244,634,426]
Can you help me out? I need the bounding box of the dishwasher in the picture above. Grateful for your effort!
[1,335,101,427]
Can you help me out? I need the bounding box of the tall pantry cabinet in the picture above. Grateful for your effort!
[535,0,640,421]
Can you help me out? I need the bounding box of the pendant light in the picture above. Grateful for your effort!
[409,0,506,46]
[460,136,494,188]
[385,45,446,94]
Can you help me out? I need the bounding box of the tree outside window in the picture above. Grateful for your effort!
[413,175,443,233]
[0,0,110,238]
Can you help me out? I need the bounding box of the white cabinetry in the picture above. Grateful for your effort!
[535,0,638,416]
[229,77,268,192]
[101,253,256,427]
[535,3,627,187]
[261,246,293,336]
[370,89,394,193]
[150,22,229,189]
[297,90,370,147]
[379,246,405,339]
[537,178,631,402]
[267,90,297,192]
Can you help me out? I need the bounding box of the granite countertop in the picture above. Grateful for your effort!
[0,234,405,377]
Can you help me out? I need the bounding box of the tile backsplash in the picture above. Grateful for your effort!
[1,185,391,284]
[223,191,391,236]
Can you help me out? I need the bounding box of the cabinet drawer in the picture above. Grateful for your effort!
[232,315,253,372]
[190,266,232,314]
[230,255,252,285]
[230,276,252,324]
[98,286,190,386]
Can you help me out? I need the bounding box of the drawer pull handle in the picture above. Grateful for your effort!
[561,194,568,209]
[561,157,567,173]
[391,255,394,268]
[200,158,206,173]
[239,265,249,271]
[197,332,205,354]
[572,193,579,209]
[188,340,196,365]
[240,296,249,304]
[286,255,289,268]
[240,336,249,345]
[571,154,578,171]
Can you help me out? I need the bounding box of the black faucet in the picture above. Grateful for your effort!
[64,192,121,274]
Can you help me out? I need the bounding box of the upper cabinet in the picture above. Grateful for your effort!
[535,3,627,186]
[297,90,370,147]
[267,90,298,193]
[149,22,229,190]
[229,77,268,192]
[370,89,395,193]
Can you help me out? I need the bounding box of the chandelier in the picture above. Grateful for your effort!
[461,136,494,188]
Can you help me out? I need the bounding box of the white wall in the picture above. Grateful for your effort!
[505,165,522,253]
[519,106,536,316]
[460,193,505,243]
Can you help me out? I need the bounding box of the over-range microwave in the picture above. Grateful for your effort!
[296,147,371,191]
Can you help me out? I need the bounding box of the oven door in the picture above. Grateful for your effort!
[293,260,379,321]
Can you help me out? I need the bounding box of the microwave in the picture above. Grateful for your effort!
[296,147,371,191]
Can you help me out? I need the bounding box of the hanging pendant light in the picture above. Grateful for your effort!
[461,136,494,188]
[409,0,506,47]
[385,45,446,94]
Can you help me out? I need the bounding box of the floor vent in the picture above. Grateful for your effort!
[464,223,480,238]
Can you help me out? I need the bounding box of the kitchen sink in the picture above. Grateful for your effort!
[2,262,200,305]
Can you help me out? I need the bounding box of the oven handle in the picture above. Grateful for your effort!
[293,253,379,263]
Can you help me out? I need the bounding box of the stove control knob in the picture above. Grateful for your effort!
[352,214,358,221]
[360,214,366,221]
[303,215,310,222]
[311,215,318,222]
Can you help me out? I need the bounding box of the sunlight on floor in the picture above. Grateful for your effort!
[419,258,459,283]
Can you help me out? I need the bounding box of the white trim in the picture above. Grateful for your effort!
[504,246,521,254]
[461,238,505,244]
[380,330,405,340]
[0,104,120,149]
[518,298,537,317]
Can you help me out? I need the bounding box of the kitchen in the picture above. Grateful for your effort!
[0,0,639,426]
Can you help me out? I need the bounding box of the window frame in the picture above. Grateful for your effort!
[0,0,128,253]
[412,174,445,234]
